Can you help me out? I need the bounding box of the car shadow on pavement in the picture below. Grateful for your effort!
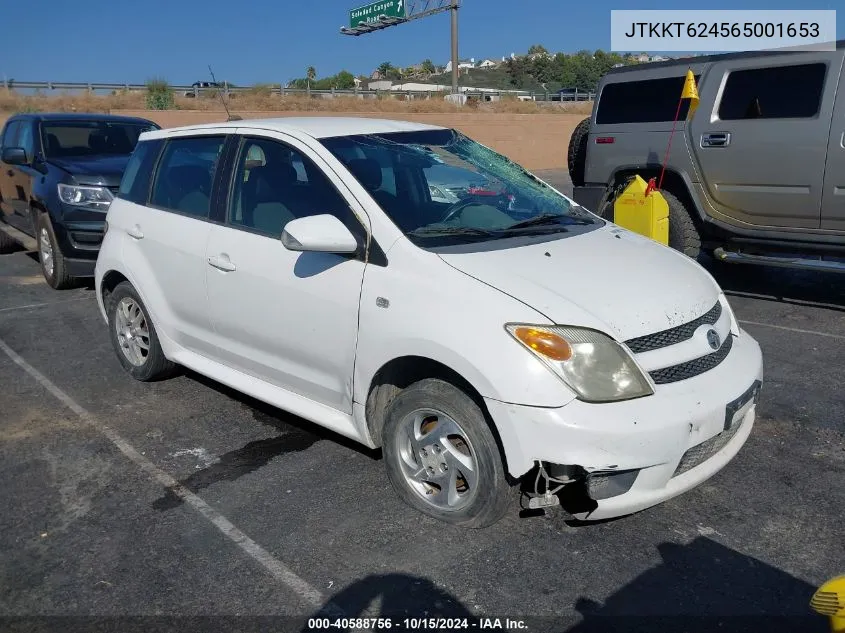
[304,538,828,633]
[566,536,828,633]
[149,370,382,511]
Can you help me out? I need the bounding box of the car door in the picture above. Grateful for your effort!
[689,52,841,229]
[821,60,845,231]
[203,131,369,414]
[5,119,37,233]
[120,130,231,356]
[0,120,20,221]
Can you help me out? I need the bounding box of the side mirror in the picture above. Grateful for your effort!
[1,147,28,165]
[281,214,360,254]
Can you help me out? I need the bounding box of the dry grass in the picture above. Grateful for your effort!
[0,89,592,116]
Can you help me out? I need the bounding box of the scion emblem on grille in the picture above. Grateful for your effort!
[706,329,721,350]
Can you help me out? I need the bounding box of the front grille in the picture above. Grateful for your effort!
[648,334,734,385]
[673,409,746,477]
[625,301,722,354]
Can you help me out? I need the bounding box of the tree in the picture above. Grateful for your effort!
[377,61,394,76]
[306,66,316,95]
[334,70,355,90]
[528,44,548,56]
[421,59,436,75]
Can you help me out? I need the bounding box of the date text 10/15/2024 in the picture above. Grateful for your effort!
[307,617,528,630]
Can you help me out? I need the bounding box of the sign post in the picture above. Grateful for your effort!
[341,0,461,95]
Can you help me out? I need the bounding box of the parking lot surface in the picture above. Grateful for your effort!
[1,172,843,632]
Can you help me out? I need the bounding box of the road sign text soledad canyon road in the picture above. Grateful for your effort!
[349,0,407,28]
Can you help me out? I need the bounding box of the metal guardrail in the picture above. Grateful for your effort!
[1,79,595,102]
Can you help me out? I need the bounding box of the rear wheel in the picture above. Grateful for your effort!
[37,214,77,289]
[567,117,591,187]
[382,378,511,528]
[107,281,177,381]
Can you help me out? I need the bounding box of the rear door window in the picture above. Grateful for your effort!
[717,63,827,120]
[118,138,164,205]
[1,121,20,150]
[17,122,34,162]
[596,75,698,124]
[149,135,226,219]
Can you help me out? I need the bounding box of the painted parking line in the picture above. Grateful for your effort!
[0,296,91,314]
[738,319,845,341]
[0,335,344,618]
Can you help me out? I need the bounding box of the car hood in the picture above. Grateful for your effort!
[49,154,131,186]
[436,225,721,342]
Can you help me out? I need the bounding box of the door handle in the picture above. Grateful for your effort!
[701,132,731,148]
[127,225,144,240]
[207,254,237,272]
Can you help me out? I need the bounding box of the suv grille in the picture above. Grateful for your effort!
[624,301,722,354]
[648,334,733,385]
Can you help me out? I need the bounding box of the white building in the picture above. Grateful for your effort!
[477,59,498,69]
[445,58,475,72]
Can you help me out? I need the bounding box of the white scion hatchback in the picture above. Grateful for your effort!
[95,117,764,528]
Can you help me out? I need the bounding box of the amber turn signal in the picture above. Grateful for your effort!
[512,327,573,361]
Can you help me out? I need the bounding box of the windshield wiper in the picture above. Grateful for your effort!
[503,213,594,232]
[407,225,495,238]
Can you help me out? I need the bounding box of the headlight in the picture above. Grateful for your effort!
[505,324,654,403]
[57,184,113,211]
[719,291,740,336]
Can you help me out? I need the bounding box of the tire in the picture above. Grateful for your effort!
[382,378,511,528]
[36,214,77,290]
[663,189,702,259]
[0,224,17,254]
[107,281,177,382]
[567,116,591,187]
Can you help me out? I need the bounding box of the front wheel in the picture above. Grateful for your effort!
[36,214,77,289]
[382,378,511,528]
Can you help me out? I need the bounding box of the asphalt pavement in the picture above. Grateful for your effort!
[1,173,843,633]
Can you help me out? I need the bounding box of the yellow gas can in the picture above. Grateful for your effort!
[612,175,669,246]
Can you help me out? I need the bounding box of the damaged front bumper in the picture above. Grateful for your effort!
[484,329,764,521]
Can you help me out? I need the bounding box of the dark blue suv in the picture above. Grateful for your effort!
[0,113,159,288]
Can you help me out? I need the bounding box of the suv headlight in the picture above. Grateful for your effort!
[58,184,114,211]
[505,324,654,403]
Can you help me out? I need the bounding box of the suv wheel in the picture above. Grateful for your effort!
[107,281,177,381]
[382,378,511,528]
[567,117,591,187]
[36,214,77,289]
[663,189,702,259]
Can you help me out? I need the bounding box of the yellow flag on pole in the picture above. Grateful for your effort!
[681,69,699,120]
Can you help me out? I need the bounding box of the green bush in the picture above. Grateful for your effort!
[145,78,175,110]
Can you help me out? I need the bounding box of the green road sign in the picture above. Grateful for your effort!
[349,0,406,28]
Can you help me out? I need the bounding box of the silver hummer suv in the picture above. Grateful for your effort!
[569,40,845,273]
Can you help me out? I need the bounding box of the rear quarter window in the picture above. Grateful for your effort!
[717,63,827,120]
[117,138,164,205]
[596,75,698,124]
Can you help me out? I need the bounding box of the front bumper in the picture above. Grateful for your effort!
[484,328,764,521]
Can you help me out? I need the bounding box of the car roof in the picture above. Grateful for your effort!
[138,116,447,141]
[606,39,845,76]
[7,112,157,125]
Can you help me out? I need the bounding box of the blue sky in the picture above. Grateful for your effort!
[1,0,842,85]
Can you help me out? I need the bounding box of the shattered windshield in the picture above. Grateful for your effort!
[320,129,601,247]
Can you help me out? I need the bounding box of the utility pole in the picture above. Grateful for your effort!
[451,0,459,94]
